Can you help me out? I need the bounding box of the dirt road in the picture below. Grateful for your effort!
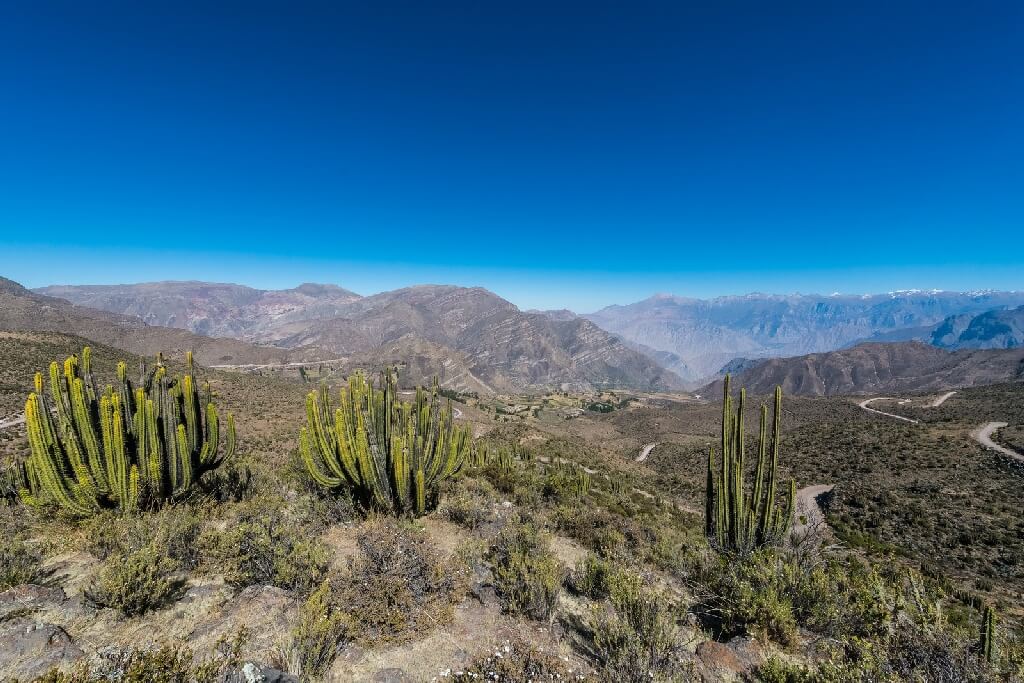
[793,484,834,536]
[971,422,1024,463]
[636,442,658,462]
[930,391,957,407]
[857,398,920,424]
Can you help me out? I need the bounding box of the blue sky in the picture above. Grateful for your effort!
[1,1,1021,311]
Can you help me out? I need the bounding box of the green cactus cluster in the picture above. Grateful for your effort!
[705,376,795,555]
[299,369,470,517]
[468,442,532,473]
[20,348,235,516]
[550,460,591,499]
[980,605,997,663]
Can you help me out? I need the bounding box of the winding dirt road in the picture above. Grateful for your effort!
[857,398,920,424]
[971,422,1024,463]
[636,442,658,462]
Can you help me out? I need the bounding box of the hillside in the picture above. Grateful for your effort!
[38,281,683,393]
[702,341,1024,396]
[36,281,363,342]
[0,277,320,368]
[586,290,1024,382]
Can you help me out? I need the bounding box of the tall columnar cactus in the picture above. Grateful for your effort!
[980,605,997,663]
[705,375,796,554]
[20,348,235,516]
[299,369,470,517]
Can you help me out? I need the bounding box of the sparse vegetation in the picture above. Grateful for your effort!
[489,518,565,621]
[85,543,184,616]
[333,518,458,645]
[0,332,1021,681]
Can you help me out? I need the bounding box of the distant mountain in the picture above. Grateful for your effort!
[930,306,1024,350]
[36,281,362,342]
[38,281,682,393]
[0,277,317,367]
[702,341,1024,397]
[586,291,1024,382]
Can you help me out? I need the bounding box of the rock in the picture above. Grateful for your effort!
[232,661,300,683]
[695,636,763,682]
[0,584,67,621]
[0,618,84,680]
[372,667,414,683]
[85,645,134,680]
[188,585,298,662]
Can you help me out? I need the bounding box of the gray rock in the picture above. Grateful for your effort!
[0,618,84,680]
[372,668,414,683]
[0,584,67,621]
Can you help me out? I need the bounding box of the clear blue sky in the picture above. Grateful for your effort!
[1,1,1021,311]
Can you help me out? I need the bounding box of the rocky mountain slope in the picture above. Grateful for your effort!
[702,341,1024,396]
[586,291,1024,382]
[36,281,362,342]
[35,281,683,393]
[0,277,320,368]
[930,305,1024,350]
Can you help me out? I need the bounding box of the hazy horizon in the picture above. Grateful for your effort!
[18,264,1023,314]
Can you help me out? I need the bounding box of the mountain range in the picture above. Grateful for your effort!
[18,279,1024,396]
[31,280,683,393]
[700,341,1024,397]
[584,291,1024,382]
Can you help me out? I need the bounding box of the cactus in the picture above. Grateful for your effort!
[1,462,27,506]
[980,605,996,663]
[705,376,795,555]
[20,348,235,516]
[299,369,470,517]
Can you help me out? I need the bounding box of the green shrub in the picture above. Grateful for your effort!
[567,555,638,601]
[85,544,184,616]
[83,505,203,569]
[200,507,329,597]
[278,580,352,678]
[584,569,684,682]
[0,536,44,590]
[439,478,496,530]
[754,656,813,683]
[334,519,457,645]
[489,520,564,621]
[35,633,247,682]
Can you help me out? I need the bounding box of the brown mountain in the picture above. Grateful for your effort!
[36,281,362,342]
[34,281,682,393]
[0,277,320,367]
[702,341,1024,397]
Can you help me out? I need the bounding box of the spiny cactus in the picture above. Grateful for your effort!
[705,376,795,555]
[20,348,235,516]
[1,463,27,506]
[980,605,996,663]
[299,369,470,517]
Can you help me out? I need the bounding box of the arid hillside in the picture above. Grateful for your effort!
[702,341,1024,396]
[36,280,684,393]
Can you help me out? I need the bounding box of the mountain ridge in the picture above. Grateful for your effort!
[34,280,682,393]
[585,290,1024,382]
